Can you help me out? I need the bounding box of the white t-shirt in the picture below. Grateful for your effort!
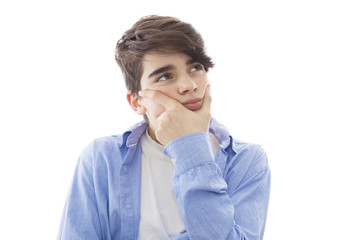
[137,129,220,240]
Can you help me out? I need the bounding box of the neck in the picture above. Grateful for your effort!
[147,125,162,145]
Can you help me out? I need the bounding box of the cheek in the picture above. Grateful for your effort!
[197,77,209,94]
[155,86,175,96]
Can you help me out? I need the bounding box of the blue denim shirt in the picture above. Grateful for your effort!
[57,118,271,240]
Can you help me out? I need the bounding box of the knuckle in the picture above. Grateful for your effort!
[163,112,172,121]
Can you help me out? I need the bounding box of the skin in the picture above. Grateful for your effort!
[127,52,212,145]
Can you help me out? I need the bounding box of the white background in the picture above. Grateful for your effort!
[1,0,359,239]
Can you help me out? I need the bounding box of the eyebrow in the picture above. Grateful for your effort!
[148,64,175,79]
[147,58,197,79]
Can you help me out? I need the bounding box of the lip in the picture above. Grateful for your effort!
[182,98,203,110]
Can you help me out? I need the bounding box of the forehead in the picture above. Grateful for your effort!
[142,52,191,69]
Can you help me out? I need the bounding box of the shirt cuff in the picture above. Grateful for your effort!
[163,132,214,176]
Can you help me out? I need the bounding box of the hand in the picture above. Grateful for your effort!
[139,84,212,145]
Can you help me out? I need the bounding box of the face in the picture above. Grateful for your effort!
[127,52,209,135]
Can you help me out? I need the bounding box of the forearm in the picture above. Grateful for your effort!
[164,133,247,240]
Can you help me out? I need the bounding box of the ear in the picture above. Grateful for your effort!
[126,91,146,115]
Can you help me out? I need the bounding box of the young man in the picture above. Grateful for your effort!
[58,15,271,240]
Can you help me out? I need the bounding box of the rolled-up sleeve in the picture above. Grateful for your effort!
[164,132,270,240]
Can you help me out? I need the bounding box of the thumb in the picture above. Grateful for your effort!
[198,84,212,115]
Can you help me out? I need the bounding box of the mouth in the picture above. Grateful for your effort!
[182,98,203,111]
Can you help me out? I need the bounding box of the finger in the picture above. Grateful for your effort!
[138,89,178,109]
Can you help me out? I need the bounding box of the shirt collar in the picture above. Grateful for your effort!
[209,118,234,151]
[119,120,147,147]
[120,118,235,151]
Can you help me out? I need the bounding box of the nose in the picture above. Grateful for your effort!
[178,74,198,94]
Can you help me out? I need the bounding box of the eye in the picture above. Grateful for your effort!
[157,73,173,82]
[190,64,204,73]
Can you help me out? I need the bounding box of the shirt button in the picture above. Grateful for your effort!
[125,203,131,209]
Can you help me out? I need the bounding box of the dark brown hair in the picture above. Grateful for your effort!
[115,15,214,94]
